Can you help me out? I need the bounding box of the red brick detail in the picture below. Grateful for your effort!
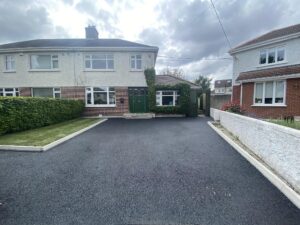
[83,87,129,116]
[232,85,241,103]
[19,88,31,96]
[241,78,300,118]
[61,87,85,100]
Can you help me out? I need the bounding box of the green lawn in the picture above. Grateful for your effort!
[0,118,101,146]
[268,119,300,130]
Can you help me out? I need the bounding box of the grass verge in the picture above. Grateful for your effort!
[268,119,300,130]
[0,118,101,146]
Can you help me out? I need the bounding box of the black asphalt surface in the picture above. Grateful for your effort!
[0,118,299,225]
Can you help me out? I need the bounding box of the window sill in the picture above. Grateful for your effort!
[251,104,287,107]
[130,69,143,72]
[85,105,116,108]
[3,70,16,73]
[257,61,288,68]
[28,69,60,72]
[84,69,115,72]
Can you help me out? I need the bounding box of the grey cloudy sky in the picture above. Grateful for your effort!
[0,0,300,81]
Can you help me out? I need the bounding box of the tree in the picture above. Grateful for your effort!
[194,75,212,93]
[161,67,185,79]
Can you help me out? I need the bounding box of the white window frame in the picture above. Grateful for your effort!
[0,88,19,97]
[85,87,116,107]
[84,54,114,71]
[31,87,61,98]
[4,55,16,72]
[130,54,142,70]
[29,54,59,70]
[258,46,286,66]
[253,80,286,106]
[156,90,180,106]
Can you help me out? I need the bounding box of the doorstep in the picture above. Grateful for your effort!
[0,119,107,152]
[123,113,155,119]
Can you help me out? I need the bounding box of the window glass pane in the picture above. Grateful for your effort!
[94,92,107,104]
[265,82,273,104]
[94,87,106,92]
[268,49,275,64]
[275,81,284,103]
[136,60,142,69]
[162,91,174,95]
[87,93,92,104]
[85,55,91,59]
[85,60,91,68]
[277,49,285,62]
[54,93,61,98]
[136,55,142,59]
[109,87,115,92]
[92,54,105,59]
[131,59,135,69]
[156,96,160,105]
[5,93,13,96]
[259,51,266,64]
[32,88,53,97]
[107,59,114,69]
[5,88,13,92]
[92,60,106,69]
[52,60,58,69]
[255,83,263,103]
[106,54,113,60]
[175,95,179,105]
[109,93,116,104]
[162,96,174,106]
[31,55,52,69]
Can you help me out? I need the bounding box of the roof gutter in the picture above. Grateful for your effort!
[237,73,300,83]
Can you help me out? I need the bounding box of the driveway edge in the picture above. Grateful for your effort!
[0,119,107,152]
[208,121,300,209]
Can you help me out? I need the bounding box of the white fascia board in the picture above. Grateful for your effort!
[229,33,300,55]
[0,46,159,54]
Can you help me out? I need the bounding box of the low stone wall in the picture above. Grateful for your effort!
[210,108,300,193]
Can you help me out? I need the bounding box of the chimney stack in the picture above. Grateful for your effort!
[85,25,98,39]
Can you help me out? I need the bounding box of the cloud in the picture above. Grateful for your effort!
[0,0,68,43]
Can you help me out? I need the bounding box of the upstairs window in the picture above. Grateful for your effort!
[254,81,285,105]
[0,88,19,97]
[131,55,142,70]
[85,54,114,70]
[156,90,180,106]
[30,55,59,70]
[32,88,61,98]
[259,47,285,65]
[5,55,15,71]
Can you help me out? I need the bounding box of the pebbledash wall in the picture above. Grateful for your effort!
[232,78,300,118]
[210,108,300,193]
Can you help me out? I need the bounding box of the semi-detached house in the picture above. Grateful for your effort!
[230,23,300,118]
[0,26,158,116]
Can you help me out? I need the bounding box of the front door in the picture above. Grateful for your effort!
[128,87,148,113]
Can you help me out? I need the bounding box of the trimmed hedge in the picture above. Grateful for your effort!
[0,97,84,135]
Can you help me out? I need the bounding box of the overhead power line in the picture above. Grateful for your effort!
[210,0,232,49]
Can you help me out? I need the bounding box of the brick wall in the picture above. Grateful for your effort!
[232,85,241,103]
[61,87,85,100]
[83,87,129,116]
[241,78,300,118]
[19,87,31,96]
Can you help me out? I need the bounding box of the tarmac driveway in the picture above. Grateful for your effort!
[0,118,299,225]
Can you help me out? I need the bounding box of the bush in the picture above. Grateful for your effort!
[221,101,244,114]
[0,97,84,135]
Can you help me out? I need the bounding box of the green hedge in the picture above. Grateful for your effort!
[0,97,84,135]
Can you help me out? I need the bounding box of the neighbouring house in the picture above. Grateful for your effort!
[229,23,300,118]
[0,26,158,116]
[211,79,232,109]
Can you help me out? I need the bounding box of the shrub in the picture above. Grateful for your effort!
[221,101,244,114]
[0,97,84,135]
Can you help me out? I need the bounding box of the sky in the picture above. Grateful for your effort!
[1,0,300,82]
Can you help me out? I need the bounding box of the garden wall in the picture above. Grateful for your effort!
[210,108,300,193]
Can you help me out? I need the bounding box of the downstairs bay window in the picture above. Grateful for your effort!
[86,87,116,107]
[156,90,180,106]
[0,88,19,96]
[254,81,285,106]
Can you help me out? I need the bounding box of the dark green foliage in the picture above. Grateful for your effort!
[0,97,84,135]
[144,68,194,116]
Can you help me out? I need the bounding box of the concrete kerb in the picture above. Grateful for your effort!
[0,119,107,152]
[208,121,300,209]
